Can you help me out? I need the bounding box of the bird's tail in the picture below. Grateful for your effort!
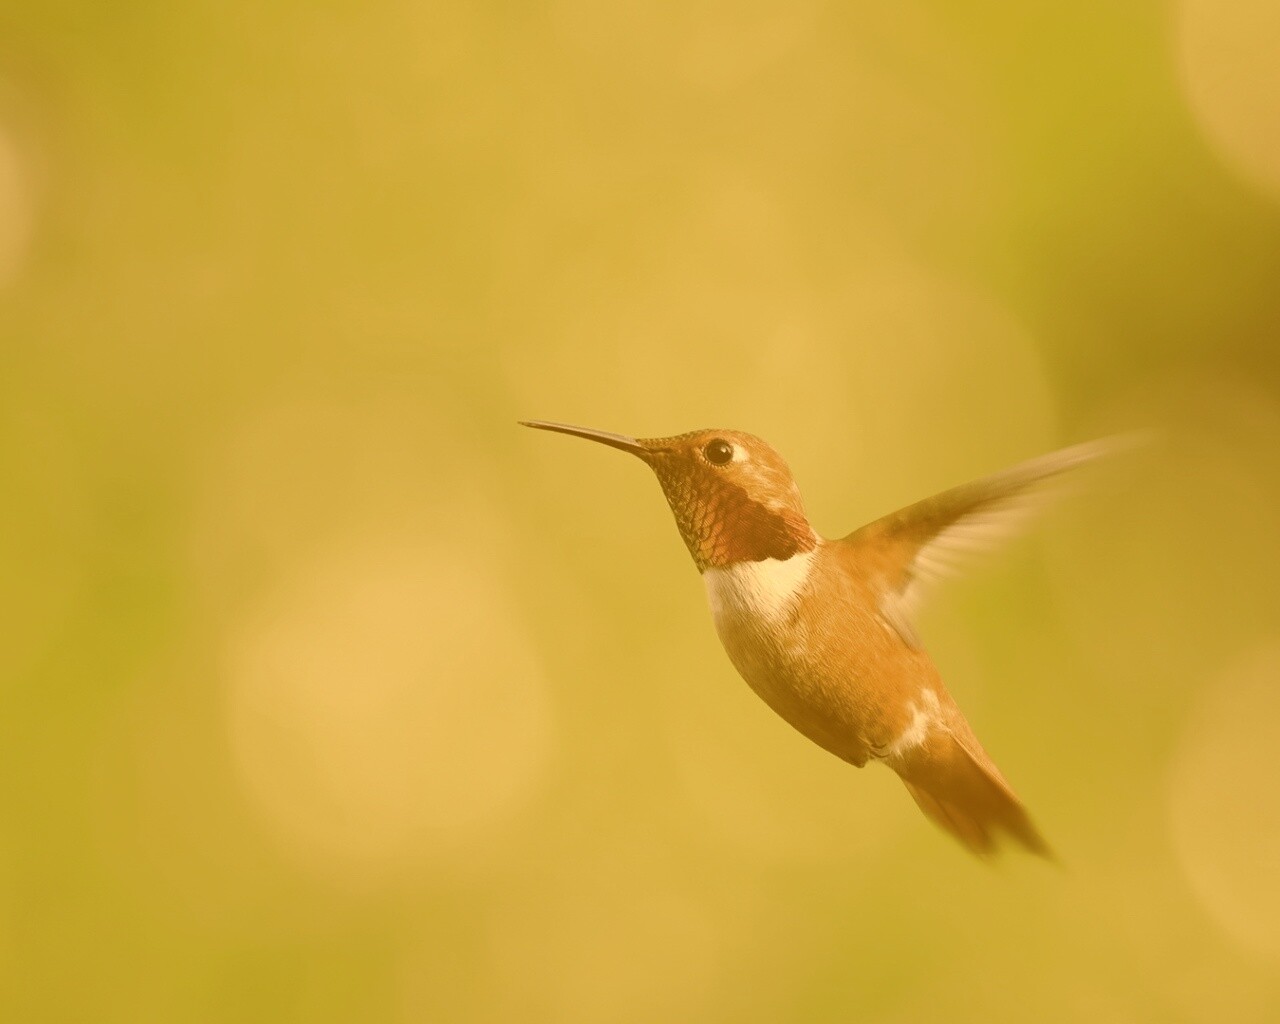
[891,727,1053,859]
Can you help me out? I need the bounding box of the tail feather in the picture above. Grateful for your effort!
[893,728,1052,859]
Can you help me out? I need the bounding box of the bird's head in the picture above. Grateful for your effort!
[522,420,817,571]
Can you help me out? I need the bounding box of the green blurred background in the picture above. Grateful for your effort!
[3,1,1280,1021]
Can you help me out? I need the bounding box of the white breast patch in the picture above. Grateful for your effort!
[703,549,816,627]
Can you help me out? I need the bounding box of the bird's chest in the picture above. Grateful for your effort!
[702,552,826,705]
[701,549,897,764]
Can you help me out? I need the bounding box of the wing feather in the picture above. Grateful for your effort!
[845,438,1125,646]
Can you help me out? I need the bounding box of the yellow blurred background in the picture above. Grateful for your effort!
[2,1,1280,1021]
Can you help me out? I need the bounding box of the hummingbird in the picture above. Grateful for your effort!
[522,419,1113,857]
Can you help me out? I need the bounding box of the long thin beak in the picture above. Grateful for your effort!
[519,419,650,457]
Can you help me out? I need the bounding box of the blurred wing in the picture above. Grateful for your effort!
[844,438,1121,647]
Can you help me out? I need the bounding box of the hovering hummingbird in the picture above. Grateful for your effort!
[522,419,1113,857]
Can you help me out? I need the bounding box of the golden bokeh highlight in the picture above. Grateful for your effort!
[226,521,552,885]
[1169,645,1280,963]
[1179,0,1280,198]
[0,117,31,287]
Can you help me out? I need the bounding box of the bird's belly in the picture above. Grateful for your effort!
[713,609,875,764]
[703,554,883,765]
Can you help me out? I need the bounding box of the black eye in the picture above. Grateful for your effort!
[704,439,734,465]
